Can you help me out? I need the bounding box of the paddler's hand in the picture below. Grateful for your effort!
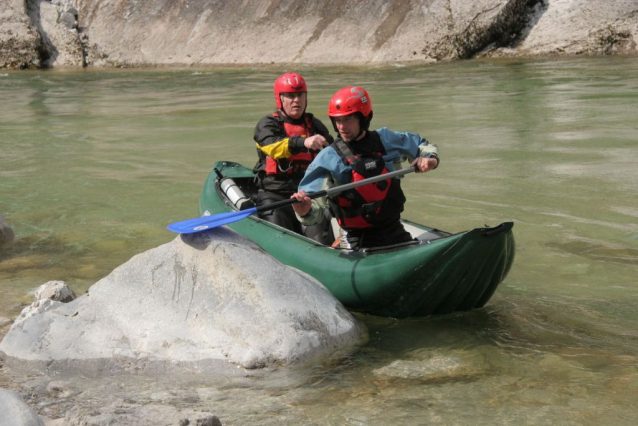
[304,135,329,151]
[291,191,312,216]
[412,156,438,172]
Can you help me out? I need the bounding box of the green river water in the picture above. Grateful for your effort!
[1,57,637,424]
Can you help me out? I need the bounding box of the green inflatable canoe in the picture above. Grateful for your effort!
[199,161,515,318]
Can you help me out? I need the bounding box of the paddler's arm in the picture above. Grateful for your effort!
[291,192,323,225]
[291,178,334,226]
[302,113,335,151]
[254,115,307,159]
[292,148,348,225]
[413,138,439,172]
[254,115,329,158]
[376,127,440,172]
[291,171,335,226]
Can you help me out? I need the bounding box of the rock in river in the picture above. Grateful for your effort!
[0,388,45,426]
[0,227,366,373]
[0,214,15,248]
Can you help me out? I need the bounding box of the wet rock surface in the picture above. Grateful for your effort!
[0,388,46,426]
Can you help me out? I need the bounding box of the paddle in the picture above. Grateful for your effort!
[167,165,418,234]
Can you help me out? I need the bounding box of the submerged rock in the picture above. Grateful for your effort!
[0,227,366,373]
[0,214,15,248]
[62,401,221,426]
[373,357,471,382]
[372,346,498,383]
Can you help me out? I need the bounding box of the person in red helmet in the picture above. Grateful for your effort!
[291,86,439,250]
[253,72,334,243]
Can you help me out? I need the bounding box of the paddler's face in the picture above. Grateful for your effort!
[280,92,307,120]
[334,114,361,142]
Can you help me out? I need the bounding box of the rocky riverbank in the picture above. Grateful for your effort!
[2,0,637,69]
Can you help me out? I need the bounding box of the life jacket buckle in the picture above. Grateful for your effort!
[277,160,293,173]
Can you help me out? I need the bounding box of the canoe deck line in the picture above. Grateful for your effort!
[197,161,515,318]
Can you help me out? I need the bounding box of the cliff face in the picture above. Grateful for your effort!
[0,0,40,68]
[2,0,637,69]
[491,0,638,57]
[1,0,84,69]
[73,0,529,66]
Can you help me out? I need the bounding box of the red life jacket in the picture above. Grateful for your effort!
[265,113,316,177]
[330,137,405,229]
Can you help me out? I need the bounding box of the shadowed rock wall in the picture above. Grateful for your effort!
[1,0,41,68]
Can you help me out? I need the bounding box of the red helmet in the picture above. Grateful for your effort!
[328,86,373,119]
[274,73,307,109]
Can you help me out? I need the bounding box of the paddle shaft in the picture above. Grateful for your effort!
[167,165,418,233]
[254,165,418,213]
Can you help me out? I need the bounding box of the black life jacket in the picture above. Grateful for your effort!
[330,133,406,229]
[264,112,316,178]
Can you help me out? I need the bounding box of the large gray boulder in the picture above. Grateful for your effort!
[0,227,366,373]
[0,388,45,426]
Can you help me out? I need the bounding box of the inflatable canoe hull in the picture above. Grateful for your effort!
[199,161,515,318]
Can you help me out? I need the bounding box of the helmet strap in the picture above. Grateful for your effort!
[358,111,372,135]
[330,117,338,133]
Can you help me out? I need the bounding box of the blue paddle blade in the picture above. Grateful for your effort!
[167,207,258,234]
